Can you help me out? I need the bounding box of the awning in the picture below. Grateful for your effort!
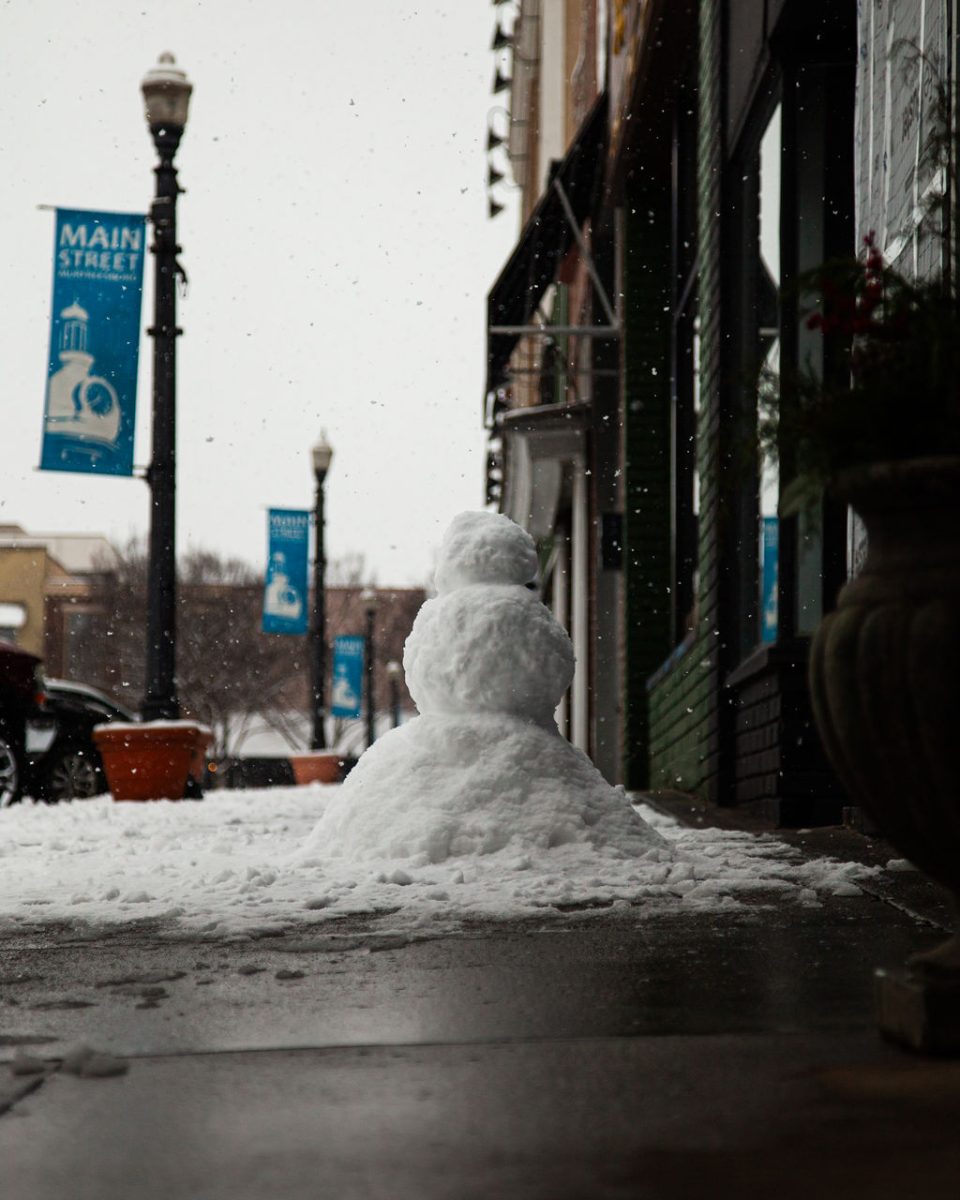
[486,93,609,396]
[499,402,590,539]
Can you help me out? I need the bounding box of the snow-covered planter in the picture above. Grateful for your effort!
[289,752,342,786]
[92,721,212,802]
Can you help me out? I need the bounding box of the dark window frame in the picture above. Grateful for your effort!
[725,73,782,663]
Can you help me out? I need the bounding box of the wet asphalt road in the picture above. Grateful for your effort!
[0,884,949,1061]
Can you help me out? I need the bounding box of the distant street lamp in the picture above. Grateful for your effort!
[386,660,402,729]
[140,52,192,721]
[361,588,378,751]
[310,433,334,750]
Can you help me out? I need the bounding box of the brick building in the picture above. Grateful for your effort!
[0,524,118,681]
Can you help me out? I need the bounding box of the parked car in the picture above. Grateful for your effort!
[0,640,137,806]
[29,679,137,802]
[0,641,45,808]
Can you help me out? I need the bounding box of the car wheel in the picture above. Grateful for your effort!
[40,746,102,803]
[0,729,21,808]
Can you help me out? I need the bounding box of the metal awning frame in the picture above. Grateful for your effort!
[488,177,620,346]
[486,93,611,395]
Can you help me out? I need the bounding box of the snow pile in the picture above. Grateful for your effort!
[308,511,664,860]
[0,788,878,937]
[0,514,882,936]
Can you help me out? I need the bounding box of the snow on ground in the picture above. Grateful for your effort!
[1,517,877,940]
[0,785,877,939]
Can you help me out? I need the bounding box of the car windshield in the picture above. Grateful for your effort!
[43,679,136,723]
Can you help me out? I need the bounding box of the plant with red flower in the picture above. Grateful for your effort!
[762,231,960,513]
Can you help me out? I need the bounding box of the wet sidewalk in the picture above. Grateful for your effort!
[2,805,959,1198]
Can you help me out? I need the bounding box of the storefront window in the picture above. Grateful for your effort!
[757,104,781,645]
[65,608,106,684]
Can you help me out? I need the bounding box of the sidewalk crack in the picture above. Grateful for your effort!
[0,1072,47,1118]
[856,881,953,933]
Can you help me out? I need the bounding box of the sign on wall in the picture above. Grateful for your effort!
[40,208,146,476]
[761,517,779,645]
[262,509,310,635]
[331,635,365,719]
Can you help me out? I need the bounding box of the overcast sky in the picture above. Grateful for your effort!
[1,0,520,586]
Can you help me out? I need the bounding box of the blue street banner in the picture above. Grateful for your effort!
[761,516,779,644]
[331,635,365,719]
[40,208,146,476]
[262,509,311,635]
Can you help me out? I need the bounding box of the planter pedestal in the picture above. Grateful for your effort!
[93,722,212,801]
[875,967,960,1055]
[809,457,960,1052]
[289,752,343,786]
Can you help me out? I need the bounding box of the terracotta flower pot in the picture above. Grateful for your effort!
[289,752,343,786]
[93,722,213,802]
[809,456,960,976]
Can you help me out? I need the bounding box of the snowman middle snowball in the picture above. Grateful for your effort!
[405,510,574,728]
[404,584,574,729]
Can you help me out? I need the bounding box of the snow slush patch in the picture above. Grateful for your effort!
[0,787,879,937]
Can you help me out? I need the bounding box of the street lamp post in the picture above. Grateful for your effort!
[310,434,334,750]
[386,660,402,729]
[140,52,192,722]
[361,588,378,751]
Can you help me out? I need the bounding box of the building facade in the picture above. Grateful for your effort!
[0,524,118,683]
[485,0,951,823]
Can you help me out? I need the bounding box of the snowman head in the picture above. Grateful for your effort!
[434,511,539,594]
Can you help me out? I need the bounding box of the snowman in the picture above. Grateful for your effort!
[305,511,666,864]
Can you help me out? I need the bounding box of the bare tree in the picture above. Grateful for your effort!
[96,541,425,759]
[177,551,306,757]
[100,540,304,757]
[326,552,367,588]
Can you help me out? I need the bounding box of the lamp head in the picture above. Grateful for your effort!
[311,432,334,479]
[141,52,192,151]
[361,587,378,616]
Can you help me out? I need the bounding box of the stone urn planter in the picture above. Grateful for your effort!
[808,456,960,1049]
[93,721,213,802]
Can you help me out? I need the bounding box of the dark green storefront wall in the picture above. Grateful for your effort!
[645,0,723,803]
[621,185,673,789]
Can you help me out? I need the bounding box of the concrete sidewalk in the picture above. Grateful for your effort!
[2,811,959,1198]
